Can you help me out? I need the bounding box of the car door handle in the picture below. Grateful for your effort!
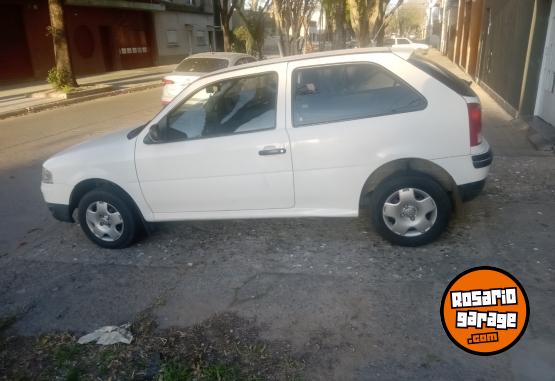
[259,146,287,156]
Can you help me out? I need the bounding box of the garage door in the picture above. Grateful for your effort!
[537,1,555,126]
[0,5,33,81]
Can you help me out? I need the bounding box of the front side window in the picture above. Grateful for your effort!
[293,63,427,127]
[153,72,278,142]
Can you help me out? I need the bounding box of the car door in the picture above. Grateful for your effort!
[135,64,294,215]
[285,56,428,213]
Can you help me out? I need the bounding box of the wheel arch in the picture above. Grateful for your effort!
[69,178,146,224]
[359,158,458,208]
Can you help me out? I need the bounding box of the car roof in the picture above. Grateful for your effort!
[184,52,254,61]
[199,47,395,77]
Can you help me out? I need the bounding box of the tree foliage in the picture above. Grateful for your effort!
[386,4,426,37]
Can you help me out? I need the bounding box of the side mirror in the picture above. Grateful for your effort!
[145,119,166,144]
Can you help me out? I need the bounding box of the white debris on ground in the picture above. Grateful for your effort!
[77,324,133,345]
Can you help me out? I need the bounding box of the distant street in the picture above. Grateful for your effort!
[1,77,555,379]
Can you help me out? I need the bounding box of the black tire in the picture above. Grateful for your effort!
[77,188,138,249]
[370,174,451,246]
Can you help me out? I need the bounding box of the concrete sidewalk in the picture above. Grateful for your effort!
[0,64,175,119]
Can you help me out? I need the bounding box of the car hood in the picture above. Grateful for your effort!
[43,126,138,184]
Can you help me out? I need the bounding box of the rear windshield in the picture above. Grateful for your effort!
[408,55,477,97]
[175,58,229,73]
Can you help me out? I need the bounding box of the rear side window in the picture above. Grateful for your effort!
[235,57,256,65]
[175,58,229,73]
[408,55,477,97]
[292,63,427,127]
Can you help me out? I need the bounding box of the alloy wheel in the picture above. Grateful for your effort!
[85,201,124,242]
[382,187,438,237]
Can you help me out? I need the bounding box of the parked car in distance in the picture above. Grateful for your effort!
[384,37,429,52]
[42,48,492,249]
[161,52,256,104]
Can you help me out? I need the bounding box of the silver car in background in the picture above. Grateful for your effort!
[161,52,256,104]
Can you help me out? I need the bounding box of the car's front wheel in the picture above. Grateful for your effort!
[370,175,451,246]
[77,189,138,249]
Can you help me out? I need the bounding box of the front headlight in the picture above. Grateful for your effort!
[42,167,53,184]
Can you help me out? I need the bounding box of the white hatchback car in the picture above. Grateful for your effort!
[42,48,492,249]
[384,37,429,52]
[161,52,256,104]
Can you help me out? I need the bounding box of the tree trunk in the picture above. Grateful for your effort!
[348,0,370,47]
[272,2,291,56]
[222,19,233,52]
[332,0,346,49]
[371,0,404,45]
[48,0,77,87]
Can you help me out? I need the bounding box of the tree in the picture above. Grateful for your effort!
[237,0,272,58]
[348,0,375,47]
[370,0,404,46]
[322,0,347,49]
[272,0,317,56]
[47,0,77,88]
[218,0,243,52]
[386,4,425,37]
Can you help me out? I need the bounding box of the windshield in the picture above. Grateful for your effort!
[175,58,229,73]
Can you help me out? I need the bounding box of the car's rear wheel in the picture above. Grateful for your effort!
[77,189,137,249]
[370,175,451,246]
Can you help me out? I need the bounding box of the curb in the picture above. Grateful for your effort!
[0,82,163,120]
[523,116,555,152]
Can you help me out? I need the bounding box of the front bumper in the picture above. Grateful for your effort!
[47,203,74,222]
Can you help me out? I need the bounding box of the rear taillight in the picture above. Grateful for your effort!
[468,103,482,147]
[162,79,174,85]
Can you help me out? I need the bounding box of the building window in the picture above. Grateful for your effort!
[166,30,178,47]
[196,30,206,46]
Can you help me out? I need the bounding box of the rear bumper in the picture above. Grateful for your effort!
[47,203,73,222]
[472,148,493,168]
[458,179,486,202]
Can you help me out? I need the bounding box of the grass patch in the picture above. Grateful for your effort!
[158,361,192,380]
[54,342,82,368]
[0,313,303,381]
[0,315,17,333]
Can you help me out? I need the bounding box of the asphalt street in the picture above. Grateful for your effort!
[0,81,554,380]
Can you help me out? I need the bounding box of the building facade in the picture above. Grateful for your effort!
[442,0,553,126]
[153,0,216,65]
[0,0,215,83]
